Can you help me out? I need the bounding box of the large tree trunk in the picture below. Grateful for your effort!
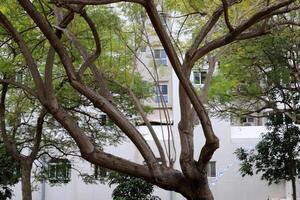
[292,176,297,200]
[187,182,214,200]
[20,162,33,200]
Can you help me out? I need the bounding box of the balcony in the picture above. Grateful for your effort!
[231,126,267,139]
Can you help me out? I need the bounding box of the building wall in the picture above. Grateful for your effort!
[10,10,300,200]
[171,68,297,200]
[10,121,300,200]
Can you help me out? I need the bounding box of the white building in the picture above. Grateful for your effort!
[11,5,300,200]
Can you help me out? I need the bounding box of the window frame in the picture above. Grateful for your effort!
[154,84,168,104]
[240,116,255,126]
[154,49,167,66]
[207,161,216,177]
[99,114,107,126]
[47,158,71,184]
[193,70,207,85]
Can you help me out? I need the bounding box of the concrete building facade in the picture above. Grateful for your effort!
[11,4,300,200]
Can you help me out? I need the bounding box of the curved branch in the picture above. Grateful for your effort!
[144,0,218,145]
[112,80,167,166]
[191,0,296,65]
[45,9,75,102]
[222,0,234,32]
[54,14,113,101]
[29,109,47,160]
[0,79,37,98]
[77,10,101,76]
[0,83,21,161]
[18,0,160,174]
[0,12,46,102]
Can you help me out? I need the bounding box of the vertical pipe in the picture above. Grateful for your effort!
[169,191,173,200]
[41,179,45,200]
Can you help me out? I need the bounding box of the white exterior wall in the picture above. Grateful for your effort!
[11,128,172,200]
[10,10,300,200]
[172,69,298,200]
[10,74,300,200]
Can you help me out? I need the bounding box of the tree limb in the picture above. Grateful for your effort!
[222,0,234,32]
[18,0,161,175]
[29,109,47,160]
[191,0,296,65]
[0,83,21,161]
[0,12,46,102]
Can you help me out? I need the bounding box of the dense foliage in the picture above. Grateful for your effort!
[0,1,299,200]
[209,28,300,119]
[235,113,300,199]
[0,145,20,199]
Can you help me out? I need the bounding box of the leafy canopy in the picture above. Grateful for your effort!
[235,113,300,185]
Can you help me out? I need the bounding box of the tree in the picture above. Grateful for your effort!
[0,80,45,200]
[0,144,20,200]
[208,26,300,123]
[0,0,299,200]
[0,2,149,200]
[235,113,300,200]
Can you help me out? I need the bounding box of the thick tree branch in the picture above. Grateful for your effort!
[191,0,296,65]
[200,54,217,101]
[235,29,270,40]
[0,12,46,102]
[29,109,47,160]
[54,11,113,101]
[184,6,223,68]
[113,81,167,166]
[185,0,242,66]
[77,10,101,77]
[45,9,75,104]
[61,0,219,152]
[18,0,161,175]
[0,79,37,98]
[0,83,21,161]
[144,0,218,145]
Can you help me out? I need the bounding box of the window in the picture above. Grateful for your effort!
[154,49,167,66]
[99,114,107,126]
[15,71,23,83]
[48,158,71,184]
[140,46,146,52]
[143,157,163,165]
[154,84,168,103]
[240,117,255,126]
[193,71,200,84]
[193,70,207,85]
[207,161,216,177]
[201,71,207,84]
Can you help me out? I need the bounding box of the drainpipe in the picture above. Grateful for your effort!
[41,179,45,200]
[169,191,173,200]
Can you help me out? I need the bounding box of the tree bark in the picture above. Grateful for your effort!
[20,162,33,200]
[187,181,214,200]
